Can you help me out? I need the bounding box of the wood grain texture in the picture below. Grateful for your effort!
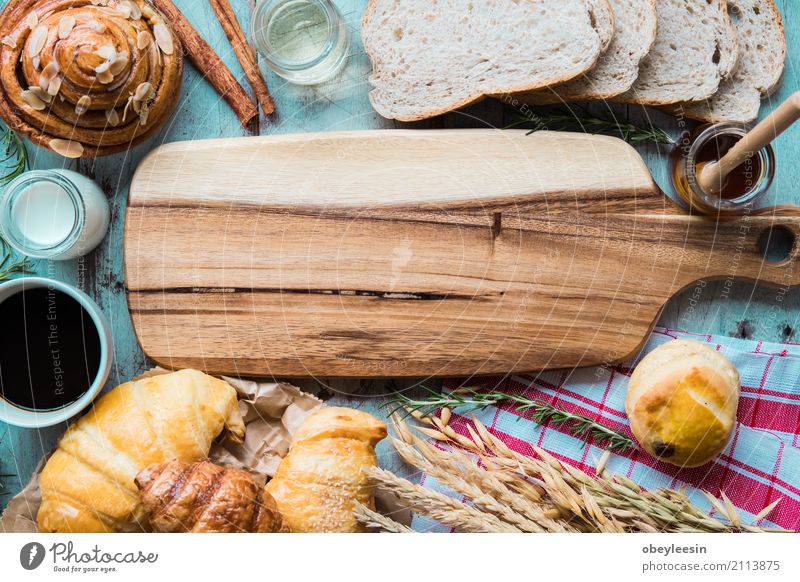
[125,130,800,376]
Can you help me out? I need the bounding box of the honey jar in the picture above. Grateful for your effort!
[669,122,775,215]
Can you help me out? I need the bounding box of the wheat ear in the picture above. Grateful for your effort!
[353,502,415,533]
[365,466,521,533]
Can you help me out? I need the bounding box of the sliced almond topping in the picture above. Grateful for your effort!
[37,72,51,92]
[127,1,142,20]
[25,12,38,30]
[136,30,151,50]
[133,81,152,101]
[47,74,62,96]
[97,68,113,84]
[131,98,141,113]
[31,54,40,69]
[96,43,116,60]
[116,1,132,18]
[105,108,120,126]
[41,60,59,79]
[139,106,149,125]
[1,35,16,49]
[58,15,76,39]
[28,85,52,103]
[75,95,92,115]
[109,55,128,75]
[95,60,111,74]
[153,23,173,55]
[50,138,84,158]
[86,20,106,32]
[21,89,47,110]
[27,25,47,58]
[122,95,133,121]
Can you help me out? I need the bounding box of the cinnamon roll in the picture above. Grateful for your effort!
[0,0,182,157]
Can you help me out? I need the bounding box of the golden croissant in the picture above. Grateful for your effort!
[266,407,387,533]
[136,459,286,533]
[0,0,183,157]
[37,369,245,532]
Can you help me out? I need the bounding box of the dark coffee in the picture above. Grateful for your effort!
[0,287,101,411]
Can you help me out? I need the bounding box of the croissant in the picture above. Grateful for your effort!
[136,459,286,533]
[0,0,182,158]
[266,407,387,532]
[37,369,245,533]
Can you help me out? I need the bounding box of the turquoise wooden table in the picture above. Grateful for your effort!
[2,0,799,509]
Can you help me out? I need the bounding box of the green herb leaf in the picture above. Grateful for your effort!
[0,236,33,283]
[0,124,27,185]
[506,109,675,145]
[387,387,636,453]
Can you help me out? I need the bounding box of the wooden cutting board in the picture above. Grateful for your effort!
[125,129,799,377]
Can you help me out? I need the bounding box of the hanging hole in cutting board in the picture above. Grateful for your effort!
[756,225,796,264]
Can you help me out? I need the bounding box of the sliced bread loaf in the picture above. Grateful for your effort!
[362,0,615,121]
[676,0,785,123]
[518,0,658,104]
[616,0,739,106]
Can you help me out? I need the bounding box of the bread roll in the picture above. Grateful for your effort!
[625,340,740,468]
[0,0,183,158]
[37,369,244,532]
[136,459,286,533]
[266,407,387,532]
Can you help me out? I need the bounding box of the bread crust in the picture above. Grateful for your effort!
[518,0,658,104]
[36,370,244,532]
[671,0,786,123]
[616,0,739,107]
[625,340,740,468]
[362,0,612,121]
[0,0,183,157]
[265,407,387,532]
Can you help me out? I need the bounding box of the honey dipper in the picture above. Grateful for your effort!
[698,92,800,196]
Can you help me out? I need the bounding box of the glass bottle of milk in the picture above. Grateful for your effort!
[0,169,110,260]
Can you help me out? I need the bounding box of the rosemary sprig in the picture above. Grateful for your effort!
[0,236,33,283]
[506,110,675,145]
[387,386,636,453]
[0,125,27,185]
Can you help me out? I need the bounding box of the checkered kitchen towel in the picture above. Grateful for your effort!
[412,328,800,532]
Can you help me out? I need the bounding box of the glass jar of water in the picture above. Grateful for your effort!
[251,0,349,85]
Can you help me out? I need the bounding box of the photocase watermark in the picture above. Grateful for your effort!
[18,541,158,574]
[19,542,46,570]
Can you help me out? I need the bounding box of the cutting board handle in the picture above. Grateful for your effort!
[698,211,800,287]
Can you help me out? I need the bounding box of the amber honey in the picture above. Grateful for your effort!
[669,122,775,215]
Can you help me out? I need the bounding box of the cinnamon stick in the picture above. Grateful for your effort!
[209,0,275,116]
[150,0,258,126]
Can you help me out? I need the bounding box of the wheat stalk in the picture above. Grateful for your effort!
[385,416,792,533]
[391,436,562,532]
[365,466,521,533]
[353,503,415,533]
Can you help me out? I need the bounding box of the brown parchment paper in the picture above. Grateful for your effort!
[0,372,326,533]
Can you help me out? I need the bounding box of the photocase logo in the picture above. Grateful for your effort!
[19,542,46,570]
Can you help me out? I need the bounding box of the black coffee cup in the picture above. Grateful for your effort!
[0,277,112,428]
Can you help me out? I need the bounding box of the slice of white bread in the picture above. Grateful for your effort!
[518,0,658,104]
[616,0,739,106]
[586,0,617,54]
[362,0,615,121]
[675,0,785,123]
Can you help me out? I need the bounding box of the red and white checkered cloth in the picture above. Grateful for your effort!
[412,328,800,532]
